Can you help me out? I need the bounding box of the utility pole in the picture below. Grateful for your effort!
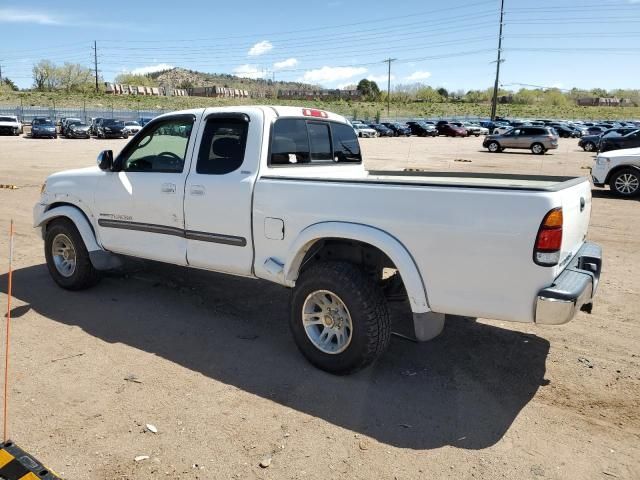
[490,0,505,121]
[0,63,3,84]
[384,57,396,116]
[93,41,99,93]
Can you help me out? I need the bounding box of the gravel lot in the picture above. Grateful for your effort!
[0,134,638,479]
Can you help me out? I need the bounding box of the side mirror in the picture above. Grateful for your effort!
[97,150,113,171]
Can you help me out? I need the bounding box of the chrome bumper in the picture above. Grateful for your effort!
[535,242,602,325]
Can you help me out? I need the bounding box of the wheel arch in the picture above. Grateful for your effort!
[605,164,640,185]
[284,222,430,314]
[36,203,101,252]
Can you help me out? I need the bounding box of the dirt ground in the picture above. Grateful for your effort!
[0,133,638,480]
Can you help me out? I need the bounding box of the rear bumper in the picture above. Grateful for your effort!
[535,242,602,325]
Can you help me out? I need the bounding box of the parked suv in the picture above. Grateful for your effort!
[592,147,640,197]
[483,127,558,154]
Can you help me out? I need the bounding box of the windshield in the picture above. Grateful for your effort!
[70,122,87,127]
[34,119,53,126]
[0,116,16,122]
[104,120,124,127]
[125,121,140,126]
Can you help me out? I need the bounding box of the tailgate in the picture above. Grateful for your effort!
[556,179,592,273]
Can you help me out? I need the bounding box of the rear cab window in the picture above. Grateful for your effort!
[270,118,361,166]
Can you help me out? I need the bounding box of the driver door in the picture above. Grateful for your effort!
[95,114,198,265]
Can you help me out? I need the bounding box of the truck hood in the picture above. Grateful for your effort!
[0,121,19,127]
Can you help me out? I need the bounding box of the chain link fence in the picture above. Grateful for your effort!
[0,105,167,124]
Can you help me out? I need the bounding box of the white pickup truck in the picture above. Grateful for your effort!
[34,106,602,374]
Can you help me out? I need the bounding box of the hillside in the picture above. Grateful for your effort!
[148,67,317,96]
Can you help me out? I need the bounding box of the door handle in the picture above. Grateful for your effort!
[190,185,205,196]
[161,183,176,194]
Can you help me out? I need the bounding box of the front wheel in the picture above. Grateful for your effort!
[531,143,545,155]
[44,218,101,290]
[290,262,391,374]
[609,169,640,197]
[583,141,595,152]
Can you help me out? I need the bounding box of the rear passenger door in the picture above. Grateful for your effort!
[183,111,261,276]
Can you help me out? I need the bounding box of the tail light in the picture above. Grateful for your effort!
[534,208,563,266]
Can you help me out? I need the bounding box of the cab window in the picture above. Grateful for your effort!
[270,119,361,165]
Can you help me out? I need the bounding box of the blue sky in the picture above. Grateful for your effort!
[1,0,639,91]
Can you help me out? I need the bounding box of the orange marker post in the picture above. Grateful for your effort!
[4,220,14,442]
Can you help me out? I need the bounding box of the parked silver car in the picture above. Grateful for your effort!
[483,126,558,154]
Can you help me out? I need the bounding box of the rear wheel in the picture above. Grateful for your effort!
[290,261,391,374]
[609,169,640,197]
[531,143,545,155]
[487,141,501,153]
[583,141,595,152]
[44,218,101,290]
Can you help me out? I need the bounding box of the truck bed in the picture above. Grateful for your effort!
[253,170,592,323]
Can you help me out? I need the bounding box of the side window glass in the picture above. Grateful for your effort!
[122,118,193,173]
[196,119,248,174]
[271,119,310,165]
[332,123,361,163]
[308,122,332,162]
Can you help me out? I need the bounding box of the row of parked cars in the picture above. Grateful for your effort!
[351,120,490,138]
[0,115,155,139]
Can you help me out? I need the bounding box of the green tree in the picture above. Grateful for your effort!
[356,79,381,100]
[58,63,94,93]
[416,86,443,103]
[436,87,449,98]
[32,60,59,91]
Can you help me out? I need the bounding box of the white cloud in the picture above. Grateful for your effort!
[0,8,61,24]
[273,58,298,70]
[129,63,174,75]
[367,74,394,84]
[248,40,273,57]
[300,66,368,85]
[405,71,432,82]
[233,64,266,79]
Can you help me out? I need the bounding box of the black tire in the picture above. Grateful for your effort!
[583,141,595,152]
[487,141,501,153]
[609,168,640,198]
[531,142,545,155]
[44,218,101,290]
[290,261,391,374]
